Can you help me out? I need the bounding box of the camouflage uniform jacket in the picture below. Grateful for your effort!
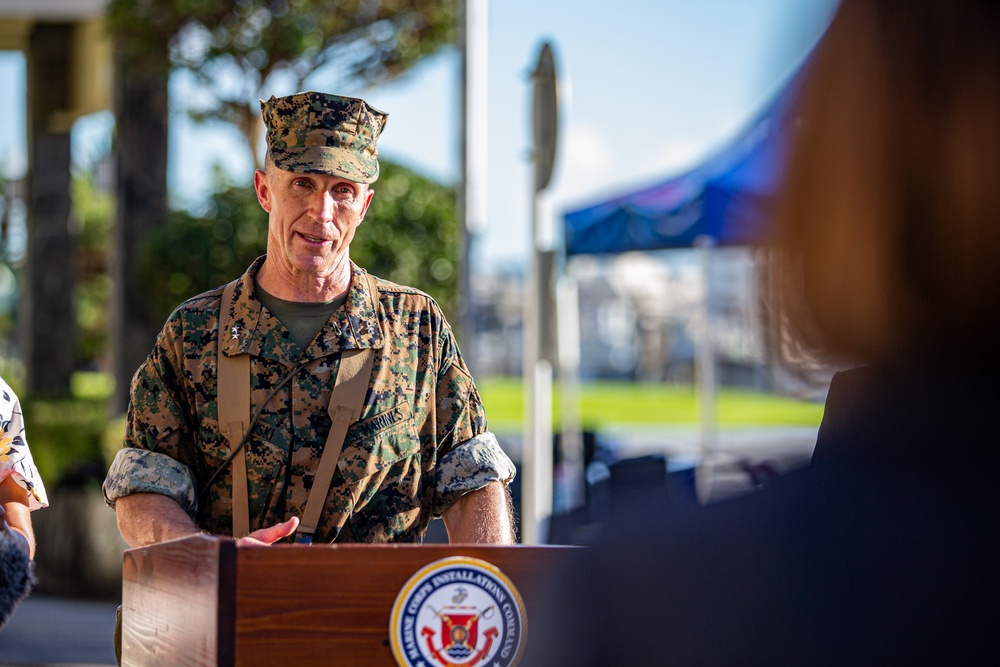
[103,257,515,543]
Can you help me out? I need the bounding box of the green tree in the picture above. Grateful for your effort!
[135,159,457,323]
[108,0,458,167]
[135,173,268,322]
[73,171,115,370]
[354,160,458,318]
[0,176,21,363]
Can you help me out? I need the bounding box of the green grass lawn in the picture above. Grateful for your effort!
[19,371,824,486]
[477,376,825,432]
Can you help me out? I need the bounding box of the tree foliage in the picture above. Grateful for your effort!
[107,0,458,166]
[135,159,458,323]
[353,159,459,317]
[72,172,115,369]
[135,174,268,322]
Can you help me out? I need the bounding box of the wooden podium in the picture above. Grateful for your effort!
[121,535,573,666]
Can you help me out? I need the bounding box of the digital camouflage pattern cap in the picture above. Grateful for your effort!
[260,91,388,183]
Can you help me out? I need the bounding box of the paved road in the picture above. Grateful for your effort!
[0,595,118,666]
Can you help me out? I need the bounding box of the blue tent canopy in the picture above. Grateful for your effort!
[563,68,805,256]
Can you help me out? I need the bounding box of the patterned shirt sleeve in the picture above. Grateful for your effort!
[103,448,198,515]
[0,376,49,510]
[433,432,516,516]
[101,314,200,516]
[429,322,516,516]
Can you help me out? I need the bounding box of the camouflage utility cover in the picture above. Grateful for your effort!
[261,91,388,183]
[103,257,514,543]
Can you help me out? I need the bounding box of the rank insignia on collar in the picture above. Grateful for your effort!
[231,325,240,340]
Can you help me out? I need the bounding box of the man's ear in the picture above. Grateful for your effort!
[253,169,272,213]
[358,187,375,224]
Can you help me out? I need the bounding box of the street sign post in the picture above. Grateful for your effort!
[522,41,560,545]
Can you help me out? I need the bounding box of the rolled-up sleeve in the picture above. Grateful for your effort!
[103,448,199,516]
[432,432,516,516]
[102,311,200,516]
[429,314,517,515]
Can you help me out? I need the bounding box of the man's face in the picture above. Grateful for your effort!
[254,163,375,287]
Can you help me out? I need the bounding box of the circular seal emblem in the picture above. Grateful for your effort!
[389,556,527,667]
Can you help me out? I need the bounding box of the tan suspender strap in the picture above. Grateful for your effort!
[216,272,380,543]
[296,345,376,540]
[297,272,380,542]
[217,279,252,539]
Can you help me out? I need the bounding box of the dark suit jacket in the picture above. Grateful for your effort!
[524,365,1000,665]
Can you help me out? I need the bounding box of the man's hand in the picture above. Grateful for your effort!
[117,493,305,547]
[442,482,516,544]
[236,516,300,546]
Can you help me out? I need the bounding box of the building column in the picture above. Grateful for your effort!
[23,22,76,396]
[110,35,169,413]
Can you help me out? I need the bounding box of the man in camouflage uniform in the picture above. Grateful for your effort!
[103,92,516,546]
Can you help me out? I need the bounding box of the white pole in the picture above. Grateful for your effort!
[458,0,488,365]
[521,254,539,544]
[522,40,559,545]
[694,236,717,505]
[529,357,553,542]
[522,191,555,544]
[556,271,584,512]
[464,0,488,236]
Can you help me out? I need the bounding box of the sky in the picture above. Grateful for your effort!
[0,0,840,270]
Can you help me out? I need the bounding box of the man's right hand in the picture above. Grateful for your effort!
[236,516,300,546]
[117,493,302,547]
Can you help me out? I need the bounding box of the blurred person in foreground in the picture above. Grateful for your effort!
[103,92,515,548]
[525,0,1000,663]
[1,376,48,628]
